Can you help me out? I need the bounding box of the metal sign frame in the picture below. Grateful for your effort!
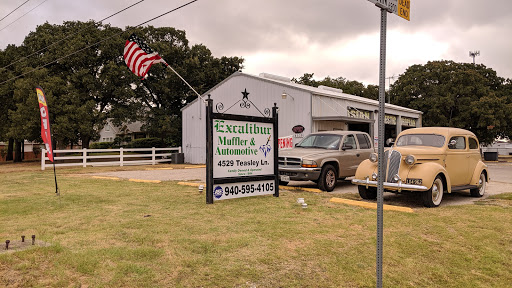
[206,94,279,204]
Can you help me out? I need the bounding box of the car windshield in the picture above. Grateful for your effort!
[395,134,445,147]
[296,134,341,150]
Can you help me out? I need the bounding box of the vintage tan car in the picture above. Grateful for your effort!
[279,131,374,191]
[352,127,489,207]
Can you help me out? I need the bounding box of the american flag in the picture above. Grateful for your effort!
[124,33,167,79]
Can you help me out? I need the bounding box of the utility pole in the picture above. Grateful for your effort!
[469,50,480,64]
[385,74,395,103]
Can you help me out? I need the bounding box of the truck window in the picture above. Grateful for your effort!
[356,134,370,149]
[343,135,356,149]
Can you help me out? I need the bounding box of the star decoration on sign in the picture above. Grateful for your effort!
[241,89,250,100]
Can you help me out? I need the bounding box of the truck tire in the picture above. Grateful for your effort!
[318,164,337,192]
[279,180,289,186]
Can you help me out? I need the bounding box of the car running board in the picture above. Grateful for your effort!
[450,185,478,192]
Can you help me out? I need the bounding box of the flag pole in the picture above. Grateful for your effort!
[164,64,205,103]
[52,161,60,196]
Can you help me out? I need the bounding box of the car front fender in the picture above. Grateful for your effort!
[354,159,377,180]
[406,162,451,192]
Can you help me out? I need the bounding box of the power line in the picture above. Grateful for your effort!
[0,0,49,33]
[0,0,200,86]
[0,0,144,72]
[0,0,30,23]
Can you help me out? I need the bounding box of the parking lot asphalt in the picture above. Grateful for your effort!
[91,162,512,208]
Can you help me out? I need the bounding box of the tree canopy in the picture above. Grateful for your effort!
[0,21,243,161]
[292,73,379,100]
[389,60,511,145]
[293,61,512,144]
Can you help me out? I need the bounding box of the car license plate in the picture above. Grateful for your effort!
[406,178,422,185]
[280,175,290,182]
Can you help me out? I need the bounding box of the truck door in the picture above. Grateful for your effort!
[339,134,359,177]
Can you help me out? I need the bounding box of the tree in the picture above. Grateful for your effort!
[123,26,244,145]
[16,21,139,149]
[389,60,509,145]
[1,21,244,157]
[0,44,30,161]
[292,73,379,100]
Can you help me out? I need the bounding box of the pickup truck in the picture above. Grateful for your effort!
[279,131,374,191]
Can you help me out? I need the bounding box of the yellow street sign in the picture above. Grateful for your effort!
[398,0,410,21]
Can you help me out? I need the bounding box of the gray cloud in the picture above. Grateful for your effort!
[1,0,512,85]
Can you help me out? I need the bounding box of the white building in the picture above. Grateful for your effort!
[181,72,423,164]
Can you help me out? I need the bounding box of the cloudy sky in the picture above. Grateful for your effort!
[1,0,511,86]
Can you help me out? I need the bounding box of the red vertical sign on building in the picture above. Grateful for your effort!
[36,87,54,162]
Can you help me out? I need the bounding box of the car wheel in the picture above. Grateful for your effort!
[358,185,377,199]
[470,172,486,197]
[422,175,444,207]
[279,180,289,186]
[318,164,337,192]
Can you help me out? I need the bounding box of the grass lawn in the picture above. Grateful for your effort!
[1,162,511,287]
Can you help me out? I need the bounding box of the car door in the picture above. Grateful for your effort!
[444,135,470,186]
[338,134,359,177]
[467,136,481,182]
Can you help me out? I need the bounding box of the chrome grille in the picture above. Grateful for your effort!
[278,157,301,167]
[386,150,402,183]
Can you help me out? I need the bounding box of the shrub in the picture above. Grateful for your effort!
[0,147,7,160]
[126,138,166,148]
[32,145,41,158]
[90,142,114,149]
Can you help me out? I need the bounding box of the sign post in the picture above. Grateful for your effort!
[364,1,410,287]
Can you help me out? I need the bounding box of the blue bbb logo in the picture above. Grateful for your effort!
[214,186,224,199]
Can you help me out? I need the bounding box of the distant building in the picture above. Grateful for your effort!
[181,72,423,164]
[482,140,512,155]
[95,119,148,143]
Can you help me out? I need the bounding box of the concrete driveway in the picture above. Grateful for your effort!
[92,162,512,207]
[285,162,512,207]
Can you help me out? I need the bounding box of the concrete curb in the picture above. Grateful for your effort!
[281,186,323,193]
[330,197,414,213]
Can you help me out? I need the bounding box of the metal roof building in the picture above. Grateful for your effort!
[181,72,423,164]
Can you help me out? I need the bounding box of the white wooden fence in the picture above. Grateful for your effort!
[41,147,181,170]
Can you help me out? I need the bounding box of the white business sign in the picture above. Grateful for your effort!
[213,119,274,178]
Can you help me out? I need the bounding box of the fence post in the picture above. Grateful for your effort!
[41,149,46,171]
[152,147,156,165]
[83,148,87,167]
[120,148,124,167]
[179,146,182,153]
